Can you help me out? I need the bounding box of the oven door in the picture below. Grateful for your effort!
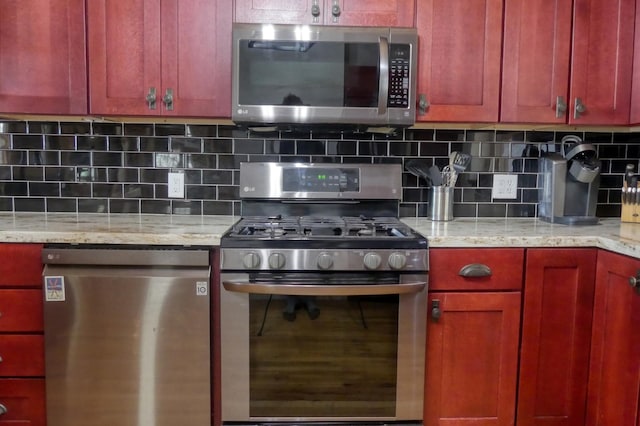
[219,272,427,423]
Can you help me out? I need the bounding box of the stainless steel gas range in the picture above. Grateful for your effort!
[219,162,428,426]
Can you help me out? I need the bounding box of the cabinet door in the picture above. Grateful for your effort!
[161,0,232,117]
[586,250,640,426]
[631,2,640,125]
[87,0,162,115]
[235,0,414,26]
[0,379,45,426]
[569,0,635,125]
[331,0,415,27]
[500,0,572,123]
[234,0,317,24]
[517,248,597,426]
[0,0,87,115]
[416,0,503,122]
[0,244,43,287]
[424,292,521,425]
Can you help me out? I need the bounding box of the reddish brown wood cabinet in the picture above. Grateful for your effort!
[416,0,503,122]
[234,0,414,26]
[87,0,232,117]
[586,250,640,426]
[425,248,523,425]
[0,0,87,115]
[501,0,636,124]
[517,248,597,426]
[0,244,45,426]
[631,3,640,125]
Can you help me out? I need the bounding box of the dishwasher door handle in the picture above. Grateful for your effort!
[222,281,426,296]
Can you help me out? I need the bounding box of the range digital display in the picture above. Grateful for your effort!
[283,168,360,192]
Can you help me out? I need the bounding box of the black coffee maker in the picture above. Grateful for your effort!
[538,135,601,225]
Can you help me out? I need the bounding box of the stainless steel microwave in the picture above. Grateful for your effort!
[232,23,418,128]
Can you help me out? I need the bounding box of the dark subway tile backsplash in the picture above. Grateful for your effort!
[0,119,639,217]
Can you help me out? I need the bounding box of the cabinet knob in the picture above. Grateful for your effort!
[431,299,441,322]
[629,270,640,295]
[311,3,320,17]
[163,88,174,111]
[574,97,587,119]
[555,96,567,118]
[418,94,429,115]
[146,87,157,110]
[0,404,7,415]
[332,4,341,17]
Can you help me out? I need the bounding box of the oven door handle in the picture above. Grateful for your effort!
[222,281,426,296]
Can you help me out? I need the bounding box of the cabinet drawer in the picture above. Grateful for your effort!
[0,290,43,332]
[0,244,43,287]
[0,336,44,377]
[429,248,525,291]
[0,379,45,425]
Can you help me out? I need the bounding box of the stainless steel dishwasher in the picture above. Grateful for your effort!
[42,246,211,426]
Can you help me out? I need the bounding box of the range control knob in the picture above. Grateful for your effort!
[242,252,261,269]
[388,252,408,270]
[316,252,334,270]
[363,252,382,270]
[268,252,286,270]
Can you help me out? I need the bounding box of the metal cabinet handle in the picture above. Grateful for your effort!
[418,94,429,115]
[574,97,586,119]
[629,270,640,295]
[0,355,3,363]
[555,96,567,118]
[431,299,441,322]
[163,88,174,111]
[0,404,7,415]
[332,1,341,17]
[459,263,492,277]
[311,3,320,17]
[146,87,157,110]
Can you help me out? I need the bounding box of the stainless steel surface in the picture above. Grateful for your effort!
[378,36,389,116]
[220,272,427,423]
[239,162,402,200]
[221,248,428,272]
[43,248,211,426]
[428,186,453,221]
[231,23,417,127]
[222,280,426,296]
[555,96,567,118]
[146,87,157,110]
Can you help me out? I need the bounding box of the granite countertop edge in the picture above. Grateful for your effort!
[0,213,638,259]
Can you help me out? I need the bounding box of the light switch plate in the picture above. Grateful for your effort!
[168,171,185,198]
[492,174,518,199]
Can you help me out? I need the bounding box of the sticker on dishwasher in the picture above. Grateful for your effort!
[196,281,208,296]
[45,276,66,301]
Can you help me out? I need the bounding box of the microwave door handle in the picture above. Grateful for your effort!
[378,36,389,116]
[222,281,426,296]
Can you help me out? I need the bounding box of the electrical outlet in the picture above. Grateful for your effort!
[492,174,518,199]
[168,172,185,198]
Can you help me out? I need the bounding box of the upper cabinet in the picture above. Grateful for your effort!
[631,3,640,125]
[234,0,415,26]
[87,0,232,117]
[415,0,503,122]
[501,0,636,125]
[0,0,87,115]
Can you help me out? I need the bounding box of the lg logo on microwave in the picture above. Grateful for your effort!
[237,108,249,115]
[244,186,256,193]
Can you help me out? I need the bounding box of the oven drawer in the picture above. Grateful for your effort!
[0,335,44,377]
[429,248,525,291]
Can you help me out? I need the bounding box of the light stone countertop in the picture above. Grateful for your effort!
[0,213,638,259]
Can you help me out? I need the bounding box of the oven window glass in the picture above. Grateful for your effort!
[249,294,398,417]
[238,41,380,107]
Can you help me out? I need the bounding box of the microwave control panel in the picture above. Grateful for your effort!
[388,44,411,108]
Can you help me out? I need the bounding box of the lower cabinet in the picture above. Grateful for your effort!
[0,244,45,426]
[586,250,640,426]
[517,248,597,426]
[425,248,524,425]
